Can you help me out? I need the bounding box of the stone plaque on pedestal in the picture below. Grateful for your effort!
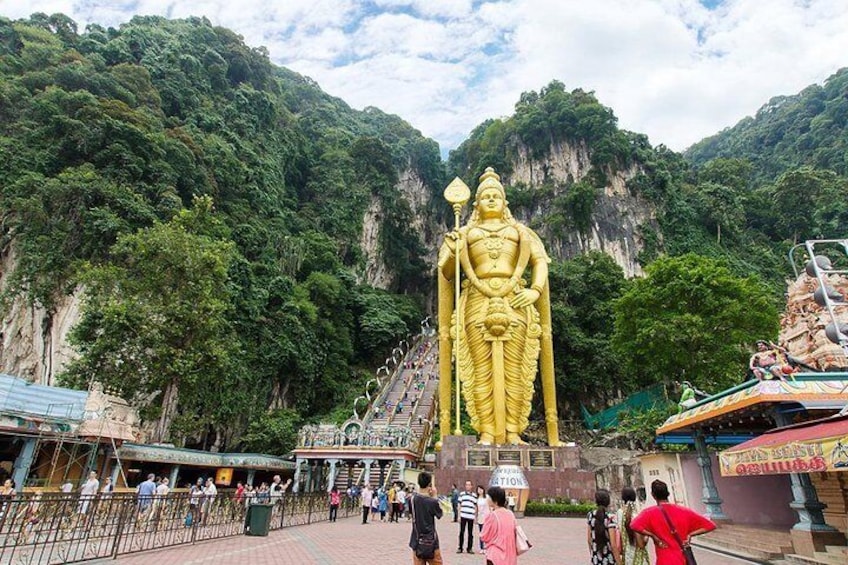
[497,449,522,466]
[466,449,493,469]
[528,449,554,469]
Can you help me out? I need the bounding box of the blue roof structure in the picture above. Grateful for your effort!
[0,373,88,423]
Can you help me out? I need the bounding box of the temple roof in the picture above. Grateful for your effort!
[656,373,848,437]
[118,442,295,470]
[0,373,87,423]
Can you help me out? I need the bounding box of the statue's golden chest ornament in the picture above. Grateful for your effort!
[437,167,562,448]
[483,231,508,259]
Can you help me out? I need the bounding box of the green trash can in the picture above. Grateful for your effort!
[245,503,273,536]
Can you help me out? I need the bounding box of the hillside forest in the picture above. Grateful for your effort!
[0,14,845,453]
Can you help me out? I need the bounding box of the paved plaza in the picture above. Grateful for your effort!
[100,515,749,565]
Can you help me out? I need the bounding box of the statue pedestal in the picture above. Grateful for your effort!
[434,435,595,503]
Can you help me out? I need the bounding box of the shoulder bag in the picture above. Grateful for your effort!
[411,495,437,560]
[515,521,532,555]
[657,504,697,565]
[494,508,532,555]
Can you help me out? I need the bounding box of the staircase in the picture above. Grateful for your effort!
[785,545,848,565]
[694,524,793,563]
[367,337,437,430]
[331,460,402,491]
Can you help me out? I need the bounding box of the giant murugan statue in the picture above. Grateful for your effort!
[437,168,561,446]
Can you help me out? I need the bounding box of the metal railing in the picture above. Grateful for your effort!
[0,491,359,564]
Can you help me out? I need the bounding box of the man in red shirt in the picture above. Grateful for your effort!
[630,480,716,565]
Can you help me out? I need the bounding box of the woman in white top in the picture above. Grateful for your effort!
[475,484,490,554]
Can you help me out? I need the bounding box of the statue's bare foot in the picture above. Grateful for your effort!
[507,433,527,445]
[478,433,494,445]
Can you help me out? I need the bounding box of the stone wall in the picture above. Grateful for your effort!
[434,435,595,501]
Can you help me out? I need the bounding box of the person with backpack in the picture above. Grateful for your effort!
[630,480,716,565]
[587,489,620,565]
[409,472,443,565]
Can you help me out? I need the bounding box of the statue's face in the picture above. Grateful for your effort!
[477,187,505,218]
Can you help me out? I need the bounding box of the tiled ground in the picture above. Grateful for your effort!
[96,515,748,565]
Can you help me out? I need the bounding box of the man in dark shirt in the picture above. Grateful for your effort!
[409,472,443,565]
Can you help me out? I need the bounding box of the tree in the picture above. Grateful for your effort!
[771,166,846,243]
[62,199,237,443]
[612,254,779,392]
[240,409,301,455]
[692,181,745,244]
[548,252,628,413]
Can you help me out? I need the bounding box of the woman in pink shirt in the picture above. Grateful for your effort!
[480,486,518,565]
[329,486,341,522]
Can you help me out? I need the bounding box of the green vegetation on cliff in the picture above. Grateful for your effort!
[686,68,848,179]
[3,13,844,443]
[0,14,436,451]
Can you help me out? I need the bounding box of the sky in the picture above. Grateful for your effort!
[2,1,848,155]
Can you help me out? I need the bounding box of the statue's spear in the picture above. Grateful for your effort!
[443,177,470,437]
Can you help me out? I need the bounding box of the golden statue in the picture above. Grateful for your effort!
[437,168,561,446]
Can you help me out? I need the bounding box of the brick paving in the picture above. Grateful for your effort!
[98,514,748,565]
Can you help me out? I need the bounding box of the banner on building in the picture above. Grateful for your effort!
[719,417,848,477]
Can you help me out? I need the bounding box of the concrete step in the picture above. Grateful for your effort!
[703,530,792,548]
[703,527,792,547]
[823,545,847,556]
[814,551,846,565]
[786,553,845,565]
[700,533,791,555]
[692,539,777,563]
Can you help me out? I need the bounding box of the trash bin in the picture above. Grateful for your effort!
[245,503,273,536]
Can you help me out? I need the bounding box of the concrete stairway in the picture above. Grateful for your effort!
[331,461,402,492]
[695,524,793,563]
[786,544,848,565]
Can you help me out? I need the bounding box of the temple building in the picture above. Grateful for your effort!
[0,374,293,490]
[646,240,848,564]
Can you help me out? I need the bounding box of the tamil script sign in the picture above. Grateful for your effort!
[719,435,848,477]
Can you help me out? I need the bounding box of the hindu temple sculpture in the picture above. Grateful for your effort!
[437,168,561,447]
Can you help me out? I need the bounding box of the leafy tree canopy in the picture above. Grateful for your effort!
[612,254,779,392]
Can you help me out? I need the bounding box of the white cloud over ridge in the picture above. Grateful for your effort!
[2,0,848,154]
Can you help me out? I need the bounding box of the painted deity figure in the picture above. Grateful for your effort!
[438,168,560,446]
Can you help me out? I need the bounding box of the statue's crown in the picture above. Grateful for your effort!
[476,167,505,199]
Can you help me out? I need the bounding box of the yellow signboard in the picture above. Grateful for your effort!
[719,435,848,477]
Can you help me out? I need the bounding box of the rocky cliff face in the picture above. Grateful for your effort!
[504,141,657,278]
[359,196,393,289]
[0,247,81,385]
[359,165,440,290]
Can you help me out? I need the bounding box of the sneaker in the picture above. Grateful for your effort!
[466,549,474,554]
[457,549,463,554]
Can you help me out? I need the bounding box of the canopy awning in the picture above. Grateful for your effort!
[656,375,848,436]
[718,414,848,477]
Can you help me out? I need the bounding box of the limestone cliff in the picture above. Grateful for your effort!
[0,246,81,385]
[503,141,657,278]
[359,196,392,289]
[359,164,439,290]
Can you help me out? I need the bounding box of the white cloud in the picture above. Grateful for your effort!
[3,0,848,153]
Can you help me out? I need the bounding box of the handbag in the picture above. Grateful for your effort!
[494,508,532,555]
[657,504,697,565]
[411,495,437,560]
[516,523,532,555]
